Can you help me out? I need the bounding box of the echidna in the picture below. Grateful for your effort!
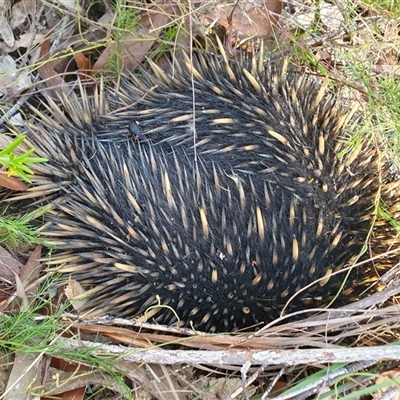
[17,53,400,332]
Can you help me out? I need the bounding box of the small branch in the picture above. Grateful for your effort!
[56,338,400,366]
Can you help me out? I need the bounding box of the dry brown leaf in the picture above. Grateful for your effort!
[373,51,400,75]
[0,246,23,283]
[20,245,42,285]
[372,64,400,76]
[0,1,14,47]
[201,0,282,43]
[77,323,274,350]
[0,247,43,311]
[0,247,22,309]
[37,38,68,95]
[14,273,29,310]
[93,6,170,72]
[10,0,38,30]
[41,358,86,400]
[0,15,14,48]
[0,246,42,309]
[198,377,256,400]
[0,172,28,191]
[78,324,153,348]
[64,280,88,313]
[74,52,91,71]
[0,0,42,54]
[3,352,43,400]
[0,55,32,97]
[38,367,126,399]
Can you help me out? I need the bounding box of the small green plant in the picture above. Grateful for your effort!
[0,206,50,248]
[154,25,180,60]
[0,135,47,183]
[0,284,131,398]
[112,0,141,30]
[378,202,400,232]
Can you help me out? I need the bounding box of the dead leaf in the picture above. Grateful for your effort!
[373,51,400,75]
[74,52,91,71]
[14,272,29,310]
[41,358,86,400]
[0,3,14,47]
[93,6,170,72]
[0,55,32,97]
[78,324,152,348]
[0,172,28,191]
[0,246,23,283]
[0,32,45,55]
[201,0,282,44]
[320,3,345,30]
[39,366,126,399]
[37,38,68,96]
[20,245,42,285]
[198,377,256,400]
[64,280,87,312]
[10,0,38,30]
[373,64,400,76]
[372,64,400,76]
[4,352,43,400]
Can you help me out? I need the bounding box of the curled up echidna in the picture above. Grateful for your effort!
[18,53,400,333]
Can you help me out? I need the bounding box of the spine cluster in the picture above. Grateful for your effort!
[18,55,400,332]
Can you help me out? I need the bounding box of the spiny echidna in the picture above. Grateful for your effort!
[17,53,400,333]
